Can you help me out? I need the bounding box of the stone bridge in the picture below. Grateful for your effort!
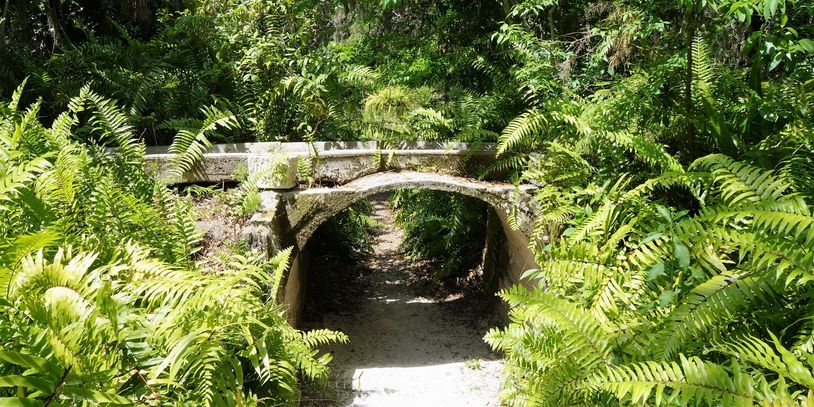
[146,141,541,324]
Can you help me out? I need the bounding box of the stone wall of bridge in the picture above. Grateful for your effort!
[145,142,542,325]
[144,141,501,187]
[239,172,541,325]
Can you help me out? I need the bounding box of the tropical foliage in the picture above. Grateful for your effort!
[0,85,345,405]
[483,0,814,405]
[392,189,489,283]
[487,155,814,405]
[1,0,814,405]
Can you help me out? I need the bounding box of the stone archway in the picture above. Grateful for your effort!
[143,141,542,324]
[240,171,540,324]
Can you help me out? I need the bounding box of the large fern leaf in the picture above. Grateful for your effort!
[164,104,237,180]
[591,355,758,406]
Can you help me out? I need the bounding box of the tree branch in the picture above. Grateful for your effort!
[43,365,71,406]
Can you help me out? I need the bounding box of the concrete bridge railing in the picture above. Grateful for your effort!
[145,141,541,325]
[144,140,500,187]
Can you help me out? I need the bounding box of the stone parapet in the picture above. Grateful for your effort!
[145,141,500,188]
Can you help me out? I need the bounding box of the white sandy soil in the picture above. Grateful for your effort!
[300,198,504,407]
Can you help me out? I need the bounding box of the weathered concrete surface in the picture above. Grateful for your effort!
[242,172,538,251]
[145,141,499,187]
[294,172,533,248]
[240,171,540,325]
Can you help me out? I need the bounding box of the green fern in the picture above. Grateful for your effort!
[70,86,144,163]
[693,154,792,207]
[656,271,780,358]
[591,355,759,406]
[0,88,344,405]
[714,333,814,388]
[497,108,549,154]
[491,148,814,405]
[163,104,238,181]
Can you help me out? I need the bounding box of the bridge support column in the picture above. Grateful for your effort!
[481,207,537,291]
[240,192,309,325]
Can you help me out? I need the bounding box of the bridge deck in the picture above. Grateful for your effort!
[145,141,500,187]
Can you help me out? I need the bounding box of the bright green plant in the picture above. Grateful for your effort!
[486,1,814,404]
[161,104,239,180]
[487,154,814,406]
[0,85,346,405]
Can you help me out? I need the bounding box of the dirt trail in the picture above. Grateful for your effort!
[300,198,504,407]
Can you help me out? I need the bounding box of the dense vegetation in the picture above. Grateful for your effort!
[392,189,489,284]
[0,86,346,404]
[1,0,813,405]
[479,1,814,405]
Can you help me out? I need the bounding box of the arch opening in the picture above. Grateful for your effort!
[295,190,511,405]
[240,171,539,329]
[285,171,530,250]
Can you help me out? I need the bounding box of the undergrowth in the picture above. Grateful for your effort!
[0,84,346,405]
[392,189,488,285]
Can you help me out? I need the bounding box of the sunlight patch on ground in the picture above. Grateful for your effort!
[343,361,504,407]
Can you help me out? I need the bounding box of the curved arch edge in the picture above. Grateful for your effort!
[240,171,541,325]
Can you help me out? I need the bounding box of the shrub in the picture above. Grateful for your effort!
[0,84,345,405]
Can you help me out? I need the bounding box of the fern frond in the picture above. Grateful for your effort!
[340,65,380,86]
[73,86,144,163]
[497,109,547,154]
[457,127,499,142]
[714,332,814,388]
[701,206,814,249]
[7,78,28,112]
[165,105,237,180]
[0,156,52,205]
[657,271,779,358]
[591,355,758,406]
[691,37,716,105]
[694,154,793,208]
[603,131,684,173]
[499,286,615,366]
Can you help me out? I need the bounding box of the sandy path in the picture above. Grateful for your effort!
[300,198,504,407]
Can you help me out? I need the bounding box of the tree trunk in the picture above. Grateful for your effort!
[45,0,64,53]
[134,0,149,22]
[0,0,10,47]
[12,0,25,45]
[747,17,763,96]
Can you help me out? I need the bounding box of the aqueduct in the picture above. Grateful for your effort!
[146,141,541,324]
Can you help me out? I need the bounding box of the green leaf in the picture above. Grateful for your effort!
[591,355,759,405]
[674,242,691,269]
[763,0,775,18]
[656,206,672,221]
[648,263,667,281]
[0,398,44,407]
[769,52,784,70]
[0,352,62,379]
[520,268,541,280]
[690,267,707,281]
[641,232,665,244]
[659,290,675,307]
[60,386,132,405]
[0,376,53,394]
